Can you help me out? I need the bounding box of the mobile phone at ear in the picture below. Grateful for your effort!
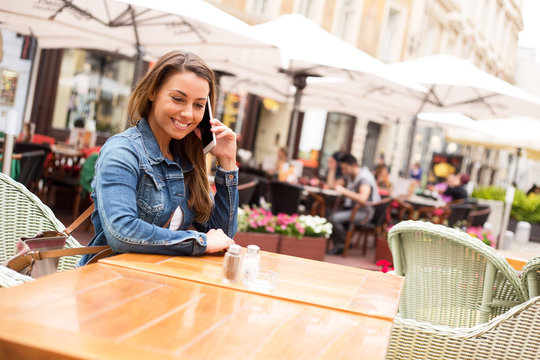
[198,96,217,154]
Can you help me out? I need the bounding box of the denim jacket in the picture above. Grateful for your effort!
[79,118,238,265]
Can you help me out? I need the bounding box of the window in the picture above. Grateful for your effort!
[298,0,316,19]
[52,49,134,135]
[249,0,270,15]
[335,0,359,43]
[422,20,439,56]
[319,112,354,175]
[379,7,403,62]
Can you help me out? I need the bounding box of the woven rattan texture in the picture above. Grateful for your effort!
[0,173,82,288]
[388,221,526,327]
[386,296,540,360]
[521,256,540,299]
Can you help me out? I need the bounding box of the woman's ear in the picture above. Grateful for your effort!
[149,91,155,102]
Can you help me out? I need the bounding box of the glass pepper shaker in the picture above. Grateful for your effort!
[243,244,260,285]
[222,244,242,284]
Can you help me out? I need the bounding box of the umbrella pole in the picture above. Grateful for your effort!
[287,74,308,162]
[131,46,144,90]
[1,134,14,176]
[403,87,433,175]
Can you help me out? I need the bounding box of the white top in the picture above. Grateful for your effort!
[169,206,184,231]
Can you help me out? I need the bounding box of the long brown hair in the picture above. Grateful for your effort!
[127,50,216,223]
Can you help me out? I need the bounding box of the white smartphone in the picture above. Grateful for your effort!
[199,96,217,154]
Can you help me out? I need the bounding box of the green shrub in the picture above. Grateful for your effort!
[511,191,540,224]
[471,186,506,201]
[472,186,540,224]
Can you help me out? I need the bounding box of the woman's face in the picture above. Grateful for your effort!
[148,71,210,144]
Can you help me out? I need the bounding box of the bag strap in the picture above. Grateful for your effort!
[6,245,110,273]
[64,203,95,236]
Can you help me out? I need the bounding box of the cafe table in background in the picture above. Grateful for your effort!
[0,251,404,359]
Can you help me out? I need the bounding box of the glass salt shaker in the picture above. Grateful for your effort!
[222,244,242,284]
[243,245,260,285]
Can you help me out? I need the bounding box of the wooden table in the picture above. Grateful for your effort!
[302,185,340,217]
[0,253,404,359]
[100,252,404,320]
[405,194,446,209]
[498,246,540,271]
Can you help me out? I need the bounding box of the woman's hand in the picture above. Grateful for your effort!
[209,118,237,171]
[205,228,235,253]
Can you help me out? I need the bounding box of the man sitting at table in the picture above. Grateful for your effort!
[326,154,381,255]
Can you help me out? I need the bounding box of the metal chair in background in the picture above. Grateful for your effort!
[269,181,304,215]
[445,203,475,228]
[467,206,491,228]
[343,197,392,257]
[238,177,259,207]
[13,142,51,194]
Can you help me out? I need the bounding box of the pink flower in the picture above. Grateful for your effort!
[376,260,394,273]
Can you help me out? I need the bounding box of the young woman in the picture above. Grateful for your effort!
[80,50,238,264]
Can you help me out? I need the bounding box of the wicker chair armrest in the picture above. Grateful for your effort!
[387,296,540,360]
[521,256,540,299]
[0,265,34,289]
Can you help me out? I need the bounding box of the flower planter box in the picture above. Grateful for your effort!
[233,232,280,253]
[375,237,393,263]
[278,235,327,261]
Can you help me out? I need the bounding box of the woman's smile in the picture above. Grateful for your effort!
[172,118,191,131]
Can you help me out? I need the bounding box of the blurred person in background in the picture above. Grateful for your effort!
[326,154,380,255]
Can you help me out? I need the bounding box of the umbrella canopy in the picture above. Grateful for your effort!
[249,14,426,158]
[0,0,281,83]
[388,54,540,172]
[389,54,540,119]
[417,113,540,160]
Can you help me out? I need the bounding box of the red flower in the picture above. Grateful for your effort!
[376,259,394,273]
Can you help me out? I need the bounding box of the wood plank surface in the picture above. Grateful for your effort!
[100,251,404,320]
[0,264,394,360]
[497,249,540,271]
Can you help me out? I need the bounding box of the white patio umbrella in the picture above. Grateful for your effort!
[388,55,540,171]
[0,0,282,85]
[416,112,540,248]
[0,0,283,175]
[248,14,427,159]
[417,113,540,160]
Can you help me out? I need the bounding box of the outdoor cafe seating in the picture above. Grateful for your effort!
[343,197,392,257]
[386,295,540,360]
[521,256,540,299]
[0,172,83,288]
[387,220,527,328]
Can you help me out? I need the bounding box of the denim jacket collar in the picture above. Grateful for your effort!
[137,118,194,172]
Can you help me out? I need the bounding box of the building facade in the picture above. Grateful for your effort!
[1,1,527,187]
[208,0,525,182]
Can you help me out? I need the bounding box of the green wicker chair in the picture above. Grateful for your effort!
[388,220,526,327]
[521,256,540,299]
[0,172,83,288]
[386,296,540,360]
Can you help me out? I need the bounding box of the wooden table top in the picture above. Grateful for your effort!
[405,194,446,208]
[100,252,404,321]
[498,248,540,271]
[0,263,397,360]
